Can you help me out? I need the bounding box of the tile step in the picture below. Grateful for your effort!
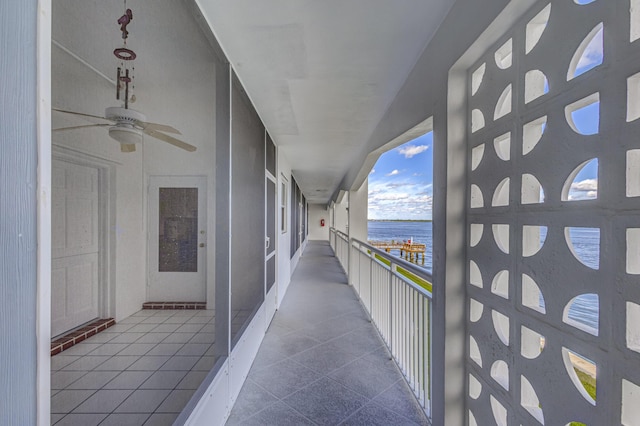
[51,318,115,356]
[142,302,206,310]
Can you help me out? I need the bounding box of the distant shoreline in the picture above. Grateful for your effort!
[368,219,432,223]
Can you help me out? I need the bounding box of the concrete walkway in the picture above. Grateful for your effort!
[226,241,429,425]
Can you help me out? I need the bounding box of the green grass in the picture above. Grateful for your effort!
[373,254,433,293]
[568,368,595,426]
[575,368,596,399]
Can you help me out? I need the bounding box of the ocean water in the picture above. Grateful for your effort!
[368,221,599,330]
[368,221,433,270]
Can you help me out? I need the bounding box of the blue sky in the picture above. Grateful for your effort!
[566,23,602,200]
[368,132,433,220]
[368,27,603,218]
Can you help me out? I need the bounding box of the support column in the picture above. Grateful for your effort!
[1,1,40,424]
[333,192,349,234]
[348,179,368,243]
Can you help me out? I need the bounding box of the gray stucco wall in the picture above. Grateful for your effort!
[0,0,39,424]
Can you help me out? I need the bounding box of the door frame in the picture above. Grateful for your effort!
[52,145,116,328]
[265,170,278,320]
[298,198,303,244]
[146,175,208,302]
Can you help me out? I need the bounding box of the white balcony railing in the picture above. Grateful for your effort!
[331,228,350,272]
[330,228,432,417]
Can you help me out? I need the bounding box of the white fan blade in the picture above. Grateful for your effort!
[140,122,182,135]
[53,108,112,123]
[53,124,111,132]
[121,144,136,153]
[144,128,197,152]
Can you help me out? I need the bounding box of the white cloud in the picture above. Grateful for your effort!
[368,200,433,220]
[385,182,407,189]
[571,178,597,192]
[370,192,410,201]
[398,145,429,159]
[568,179,598,200]
[569,179,598,201]
[386,169,400,176]
[370,168,375,174]
[368,168,433,220]
[368,181,433,220]
[576,28,603,70]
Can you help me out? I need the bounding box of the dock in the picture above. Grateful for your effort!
[369,240,427,264]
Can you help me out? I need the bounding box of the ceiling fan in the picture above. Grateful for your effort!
[52,2,196,153]
[53,107,196,153]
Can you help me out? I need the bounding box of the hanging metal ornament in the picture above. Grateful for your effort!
[115,0,137,109]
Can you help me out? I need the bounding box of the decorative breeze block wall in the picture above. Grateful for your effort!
[466,1,640,424]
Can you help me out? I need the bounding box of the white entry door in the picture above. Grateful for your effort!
[52,159,100,337]
[148,176,207,302]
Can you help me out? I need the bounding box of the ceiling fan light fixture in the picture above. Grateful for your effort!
[109,125,142,146]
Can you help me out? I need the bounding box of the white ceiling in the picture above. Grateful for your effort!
[197,0,454,203]
[52,0,454,204]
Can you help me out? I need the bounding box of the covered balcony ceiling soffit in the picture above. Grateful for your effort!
[52,0,455,204]
[197,0,455,203]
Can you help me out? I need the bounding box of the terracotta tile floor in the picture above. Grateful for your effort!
[51,318,116,356]
[51,309,215,426]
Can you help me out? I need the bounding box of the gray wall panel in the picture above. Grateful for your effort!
[230,76,265,347]
[301,195,306,241]
[266,256,276,293]
[266,179,276,257]
[290,177,298,258]
[214,60,231,358]
[266,133,276,177]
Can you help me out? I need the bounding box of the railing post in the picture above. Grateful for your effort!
[389,262,394,356]
[369,247,374,319]
[358,242,362,294]
[369,248,373,317]
[420,295,425,405]
[346,236,350,284]
[427,295,432,415]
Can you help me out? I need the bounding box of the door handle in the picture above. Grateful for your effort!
[199,243,206,248]
[266,237,270,249]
